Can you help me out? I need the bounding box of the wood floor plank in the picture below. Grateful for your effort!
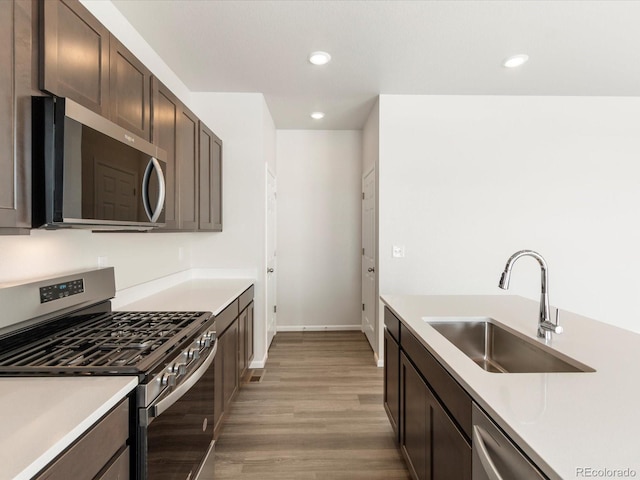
[199,331,410,479]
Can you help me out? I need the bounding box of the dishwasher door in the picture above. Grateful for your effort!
[472,404,547,480]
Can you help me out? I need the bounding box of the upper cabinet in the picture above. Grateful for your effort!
[40,0,110,117]
[150,77,180,230]
[0,0,35,234]
[199,122,223,232]
[151,78,223,232]
[177,105,200,231]
[40,0,151,140]
[109,37,151,140]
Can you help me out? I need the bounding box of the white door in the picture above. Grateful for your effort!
[362,168,376,351]
[266,168,277,349]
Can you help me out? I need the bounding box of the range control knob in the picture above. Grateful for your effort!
[197,335,210,348]
[187,348,200,361]
[170,362,187,375]
[161,373,177,387]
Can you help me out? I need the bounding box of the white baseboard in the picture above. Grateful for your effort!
[277,324,362,332]
[249,353,267,369]
[374,352,384,368]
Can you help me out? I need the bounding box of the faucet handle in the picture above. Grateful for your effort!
[553,308,563,334]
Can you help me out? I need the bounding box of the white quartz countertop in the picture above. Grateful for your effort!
[381,294,640,480]
[117,278,254,315]
[0,376,137,480]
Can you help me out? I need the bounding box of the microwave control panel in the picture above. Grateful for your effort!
[39,278,85,303]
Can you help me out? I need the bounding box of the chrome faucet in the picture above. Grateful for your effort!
[498,250,563,341]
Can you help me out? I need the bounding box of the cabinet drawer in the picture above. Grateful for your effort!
[96,446,129,480]
[384,307,401,343]
[214,299,239,335]
[36,399,129,480]
[401,323,472,440]
[239,285,254,312]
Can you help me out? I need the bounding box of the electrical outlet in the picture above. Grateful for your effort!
[392,245,405,258]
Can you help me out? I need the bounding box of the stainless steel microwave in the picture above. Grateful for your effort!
[32,96,167,230]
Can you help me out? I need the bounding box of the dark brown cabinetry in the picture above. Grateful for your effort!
[36,0,225,233]
[178,106,200,230]
[40,0,110,116]
[213,306,237,439]
[0,0,35,233]
[109,36,151,140]
[40,0,151,140]
[34,398,131,480]
[150,77,180,230]
[384,327,400,439]
[212,286,254,439]
[384,307,472,480]
[198,122,223,231]
[238,286,255,380]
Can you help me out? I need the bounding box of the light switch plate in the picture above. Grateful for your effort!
[392,245,405,258]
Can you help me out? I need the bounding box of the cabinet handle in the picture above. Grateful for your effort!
[267,268,274,273]
[473,425,505,480]
[367,267,375,273]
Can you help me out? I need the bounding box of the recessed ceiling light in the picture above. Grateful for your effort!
[310,112,325,120]
[503,54,529,68]
[309,51,331,66]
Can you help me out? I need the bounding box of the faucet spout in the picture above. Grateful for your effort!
[498,250,558,340]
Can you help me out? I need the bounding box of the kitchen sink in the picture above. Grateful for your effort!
[423,317,594,373]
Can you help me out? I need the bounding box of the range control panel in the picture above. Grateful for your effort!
[39,278,85,304]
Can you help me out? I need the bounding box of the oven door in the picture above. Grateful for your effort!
[139,339,217,480]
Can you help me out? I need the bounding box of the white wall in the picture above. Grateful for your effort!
[379,95,640,333]
[276,130,362,329]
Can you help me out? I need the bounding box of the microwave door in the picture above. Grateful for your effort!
[142,157,166,223]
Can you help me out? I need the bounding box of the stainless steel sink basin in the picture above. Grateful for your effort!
[424,317,594,373]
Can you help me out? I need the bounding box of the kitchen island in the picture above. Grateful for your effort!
[382,294,640,480]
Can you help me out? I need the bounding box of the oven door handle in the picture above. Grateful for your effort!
[148,339,218,422]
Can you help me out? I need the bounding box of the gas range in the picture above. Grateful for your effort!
[0,268,218,479]
[0,309,210,374]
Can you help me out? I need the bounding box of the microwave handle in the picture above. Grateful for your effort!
[142,157,166,223]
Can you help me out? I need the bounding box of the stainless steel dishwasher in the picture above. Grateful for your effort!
[472,404,547,479]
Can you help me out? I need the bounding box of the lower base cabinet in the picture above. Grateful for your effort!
[212,285,254,440]
[35,398,130,480]
[385,307,471,480]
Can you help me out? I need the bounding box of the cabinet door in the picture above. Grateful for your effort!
[40,0,110,116]
[198,122,222,231]
[213,338,225,438]
[238,308,247,378]
[223,318,239,409]
[432,401,472,480]
[150,77,179,230]
[178,106,199,230]
[384,328,400,440]
[246,302,254,364]
[109,36,151,140]
[401,353,431,480]
[0,0,32,233]
[401,352,472,480]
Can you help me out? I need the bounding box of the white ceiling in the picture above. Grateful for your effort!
[112,0,640,130]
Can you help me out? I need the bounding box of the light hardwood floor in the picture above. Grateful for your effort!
[200,331,410,479]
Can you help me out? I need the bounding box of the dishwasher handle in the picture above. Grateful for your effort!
[473,425,504,480]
